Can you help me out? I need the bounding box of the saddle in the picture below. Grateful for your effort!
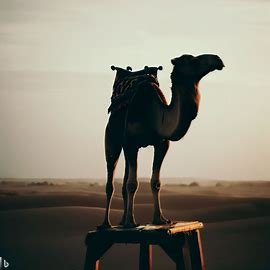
[108,65,162,113]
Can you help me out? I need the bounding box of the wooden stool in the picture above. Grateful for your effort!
[84,221,205,270]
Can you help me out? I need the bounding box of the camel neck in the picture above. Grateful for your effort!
[160,79,200,141]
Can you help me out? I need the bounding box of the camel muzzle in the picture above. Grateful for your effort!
[217,61,225,70]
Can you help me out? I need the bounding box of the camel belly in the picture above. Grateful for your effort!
[126,122,159,148]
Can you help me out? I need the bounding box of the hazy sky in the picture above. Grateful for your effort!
[0,0,269,180]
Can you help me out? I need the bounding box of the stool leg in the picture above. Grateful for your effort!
[187,230,205,270]
[160,240,185,270]
[84,240,113,270]
[139,243,152,270]
[84,247,100,270]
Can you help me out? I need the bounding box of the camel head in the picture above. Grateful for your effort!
[171,54,224,84]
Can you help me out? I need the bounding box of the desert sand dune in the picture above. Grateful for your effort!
[0,193,122,211]
[202,216,270,270]
[0,181,269,270]
[1,191,269,223]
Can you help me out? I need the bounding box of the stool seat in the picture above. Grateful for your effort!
[84,221,205,270]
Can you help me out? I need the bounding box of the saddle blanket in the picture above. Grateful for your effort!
[108,74,159,113]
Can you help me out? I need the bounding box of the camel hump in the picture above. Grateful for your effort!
[108,75,161,113]
[108,64,164,113]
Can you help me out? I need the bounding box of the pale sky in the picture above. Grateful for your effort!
[0,0,269,180]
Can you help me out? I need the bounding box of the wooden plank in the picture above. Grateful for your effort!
[87,221,203,237]
[142,221,203,234]
[85,222,203,246]
[167,222,203,234]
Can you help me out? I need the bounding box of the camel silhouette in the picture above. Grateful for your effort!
[99,54,224,229]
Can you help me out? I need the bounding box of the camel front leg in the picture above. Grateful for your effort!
[119,158,129,225]
[98,125,122,229]
[124,147,139,228]
[151,140,170,225]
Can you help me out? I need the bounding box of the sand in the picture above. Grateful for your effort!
[0,180,269,270]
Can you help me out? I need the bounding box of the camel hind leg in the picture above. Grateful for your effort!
[98,124,122,229]
[151,140,171,225]
[123,146,139,228]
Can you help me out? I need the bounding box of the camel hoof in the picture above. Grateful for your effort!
[97,223,112,230]
[152,216,172,225]
[123,222,140,229]
[119,220,125,226]
[119,216,126,226]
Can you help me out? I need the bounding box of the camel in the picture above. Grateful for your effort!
[99,54,224,229]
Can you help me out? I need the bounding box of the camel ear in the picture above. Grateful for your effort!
[111,65,116,71]
[158,66,163,70]
[171,59,177,65]
[126,66,132,71]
